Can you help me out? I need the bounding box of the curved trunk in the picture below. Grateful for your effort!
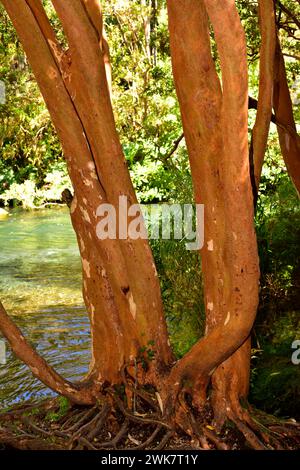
[212,0,276,426]
[0,0,172,400]
[166,0,259,419]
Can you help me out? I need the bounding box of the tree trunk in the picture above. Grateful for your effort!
[251,0,276,192]
[0,0,172,403]
[0,0,282,442]
[166,0,259,426]
[273,38,300,195]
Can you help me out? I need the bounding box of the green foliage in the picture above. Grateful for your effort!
[151,237,204,358]
[138,340,156,370]
[251,357,300,419]
[0,3,63,200]
[45,396,70,422]
[256,140,300,289]
[0,162,71,209]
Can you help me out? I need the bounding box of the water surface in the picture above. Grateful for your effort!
[0,208,91,407]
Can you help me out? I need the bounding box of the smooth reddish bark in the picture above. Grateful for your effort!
[0,0,172,403]
[166,0,259,424]
[273,40,300,195]
[252,0,276,190]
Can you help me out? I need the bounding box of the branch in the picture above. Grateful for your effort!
[163,132,184,161]
[249,96,299,138]
[79,0,112,97]
[277,0,300,30]
[283,52,300,61]
[0,301,95,404]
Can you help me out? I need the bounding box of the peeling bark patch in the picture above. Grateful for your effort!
[70,195,77,214]
[207,302,214,311]
[47,66,58,80]
[233,232,237,241]
[83,178,93,187]
[90,304,95,325]
[82,259,91,278]
[31,366,39,376]
[128,293,137,320]
[152,262,158,276]
[207,239,214,251]
[79,236,85,252]
[80,207,91,223]
[87,161,96,171]
[224,312,231,326]
[285,132,290,151]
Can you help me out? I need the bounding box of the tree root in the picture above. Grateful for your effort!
[0,391,299,451]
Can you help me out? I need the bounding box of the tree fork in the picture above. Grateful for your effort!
[0,0,172,396]
[167,0,259,427]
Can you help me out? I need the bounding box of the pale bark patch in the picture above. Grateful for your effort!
[83,178,93,187]
[285,132,290,151]
[87,161,96,171]
[31,366,39,376]
[83,259,91,278]
[224,312,231,326]
[70,195,77,214]
[207,239,214,251]
[80,207,91,223]
[47,66,58,80]
[79,236,85,252]
[128,293,137,320]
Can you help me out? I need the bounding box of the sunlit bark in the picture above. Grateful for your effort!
[0,0,172,402]
[166,0,259,425]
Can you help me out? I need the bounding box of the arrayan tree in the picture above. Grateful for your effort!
[0,0,299,450]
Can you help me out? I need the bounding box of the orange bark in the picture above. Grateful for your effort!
[0,0,172,402]
[166,0,259,419]
[252,0,276,190]
[273,40,300,195]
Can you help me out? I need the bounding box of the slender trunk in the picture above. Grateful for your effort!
[251,0,276,191]
[273,39,300,195]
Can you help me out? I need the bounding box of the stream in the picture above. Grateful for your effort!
[0,207,91,408]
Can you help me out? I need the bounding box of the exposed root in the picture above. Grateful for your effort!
[98,419,129,449]
[229,415,267,450]
[155,430,174,450]
[0,390,299,450]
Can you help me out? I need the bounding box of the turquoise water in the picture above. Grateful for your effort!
[0,208,91,407]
